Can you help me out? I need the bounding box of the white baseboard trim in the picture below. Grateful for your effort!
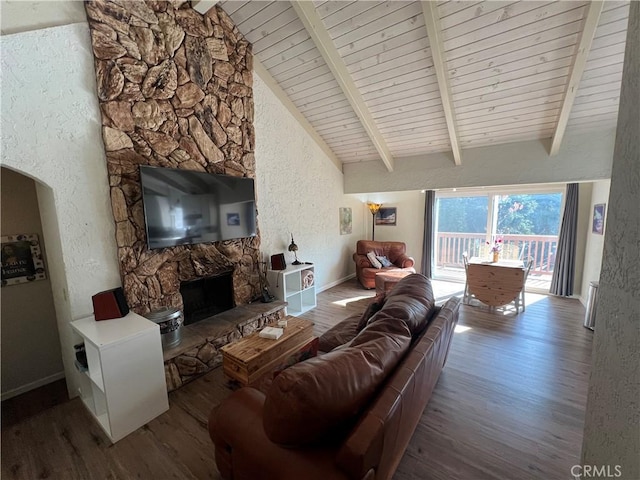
[1,371,66,401]
[318,273,356,293]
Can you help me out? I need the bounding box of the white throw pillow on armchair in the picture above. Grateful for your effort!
[366,251,382,269]
[376,255,394,267]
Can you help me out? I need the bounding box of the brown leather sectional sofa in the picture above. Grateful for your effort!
[209,274,460,480]
[353,240,416,289]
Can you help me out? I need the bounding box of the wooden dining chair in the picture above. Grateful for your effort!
[462,252,471,304]
[516,257,534,312]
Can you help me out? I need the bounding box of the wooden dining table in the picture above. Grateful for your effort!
[466,257,526,308]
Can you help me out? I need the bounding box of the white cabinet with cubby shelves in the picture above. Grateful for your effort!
[71,311,169,443]
[267,264,316,316]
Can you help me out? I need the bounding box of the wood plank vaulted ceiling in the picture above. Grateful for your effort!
[206,0,629,172]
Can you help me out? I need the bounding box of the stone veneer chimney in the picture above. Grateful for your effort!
[84,0,260,315]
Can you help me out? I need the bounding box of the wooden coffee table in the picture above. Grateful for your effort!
[221,316,315,386]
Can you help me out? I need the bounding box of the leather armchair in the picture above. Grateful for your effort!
[352,240,415,289]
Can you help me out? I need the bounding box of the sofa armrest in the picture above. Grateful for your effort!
[393,254,415,269]
[336,412,385,479]
[210,388,354,480]
[353,253,372,268]
[209,387,266,449]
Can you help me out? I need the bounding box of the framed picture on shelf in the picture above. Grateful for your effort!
[375,207,397,226]
[1,233,47,287]
[592,203,606,235]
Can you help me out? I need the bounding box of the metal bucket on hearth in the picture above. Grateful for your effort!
[145,307,183,349]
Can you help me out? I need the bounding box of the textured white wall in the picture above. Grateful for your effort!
[1,24,121,397]
[1,168,64,398]
[253,74,365,289]
[579,180,611,305]
[344,130,615,194]
[581,3,640,476]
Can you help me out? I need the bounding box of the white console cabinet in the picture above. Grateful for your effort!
[267,264,316,316]
[71,312,169,442]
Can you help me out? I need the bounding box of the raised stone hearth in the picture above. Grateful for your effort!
[162,301,286,391]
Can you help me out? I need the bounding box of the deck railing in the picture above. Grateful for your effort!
[436,232,557,275]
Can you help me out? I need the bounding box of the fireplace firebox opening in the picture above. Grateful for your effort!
[180,272,234,325]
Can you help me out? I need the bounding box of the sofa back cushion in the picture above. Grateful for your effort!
[336,296,461,480]
[317,312,360,353]
[263,319,412,447]
[385,272,433,301]
[356,292,387,331]
[318,292,388,353]
[366,274,436,336]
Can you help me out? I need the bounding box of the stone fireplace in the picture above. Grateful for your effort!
[82,0,289,392]
[180,271,234,325]
[84,0,261,318]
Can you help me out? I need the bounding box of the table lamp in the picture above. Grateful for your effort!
[288,234,301,265]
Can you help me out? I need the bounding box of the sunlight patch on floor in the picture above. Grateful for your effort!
[525,293,548,307]
[454,325,472,333]
[464,291,549,315]
[332,295,374,307]
[431,279,465,303]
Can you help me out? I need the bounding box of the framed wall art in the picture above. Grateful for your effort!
[375,207,397,226]
[592,203,606,235]
[1,233,47,286]
[339,207,352,235]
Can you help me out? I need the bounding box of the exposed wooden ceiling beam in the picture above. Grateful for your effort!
[192,0,219,15]
[291,1,394,172]
[550,1,604,156]
[253,59,342,172]
[421,1,461,166]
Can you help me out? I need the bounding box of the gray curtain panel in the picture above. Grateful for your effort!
[550,183,579,296]
[421,190,436,278]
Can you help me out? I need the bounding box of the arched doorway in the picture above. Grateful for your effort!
[1,167,66,405]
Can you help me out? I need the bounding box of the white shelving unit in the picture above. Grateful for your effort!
[267,263,316,316]
[71,311,169,443]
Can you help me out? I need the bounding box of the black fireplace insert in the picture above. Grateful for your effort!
[180,271,234,325]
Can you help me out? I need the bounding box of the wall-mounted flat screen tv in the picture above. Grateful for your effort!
[140,165,257,249]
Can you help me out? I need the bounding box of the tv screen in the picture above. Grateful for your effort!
[140,165,257,249]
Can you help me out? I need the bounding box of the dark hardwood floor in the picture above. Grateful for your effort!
[1,278,592,480]
[1,377,69,430]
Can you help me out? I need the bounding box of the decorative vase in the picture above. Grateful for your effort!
[493,252,499,263]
